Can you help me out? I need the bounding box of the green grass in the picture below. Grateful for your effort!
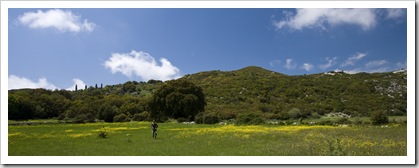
[8,121,406,156]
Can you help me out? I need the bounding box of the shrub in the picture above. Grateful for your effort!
[217,111,237,120]
[195,113,204,124]
[336,118,350,124]
[203,114,220,124]
[265,113,281,120]
[310,112,321,119]
[133,111,151,121]
[236,113,265,125]
[318,120,333,126]
[113,114,130,122]
[287,108,302,119]
[195,113,220,124]
[98,131,107,138]
[84,113,96,123]
[73,114,88,123]
[98,126,108,138]
[177,118,188,123]
[57,113,66,120]
[351,117,362,125]
[362,120,372,125]
[370,111,389,125]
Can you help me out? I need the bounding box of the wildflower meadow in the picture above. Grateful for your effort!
[8,121,406,156]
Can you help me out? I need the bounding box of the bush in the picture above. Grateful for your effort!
[204,114,220,124]
[287,108,302,119]
[217,111,237,120]
[176,118,188,123]
[336,118,350,124]
[133,111,151,121]
[98,126,108,138]
[265,113,281,120]
[84,113,96,123]
[370,111,389,125]
[310,112,321,119]
[57,113,66,120]
[113,114,130,122]
[236,113,265,125]
[318,120,334,126]
[195,113,204,124]
[195,113,220,124]
[73,114,88,123]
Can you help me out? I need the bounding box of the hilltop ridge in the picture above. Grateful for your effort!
[9,66,407,122]
[181,66,407,119]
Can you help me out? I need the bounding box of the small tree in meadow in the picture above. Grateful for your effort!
[370,111,389,125]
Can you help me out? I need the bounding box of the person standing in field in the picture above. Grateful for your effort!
[151,120,158,139]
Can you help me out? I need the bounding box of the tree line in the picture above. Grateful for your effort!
[9,79,206,123]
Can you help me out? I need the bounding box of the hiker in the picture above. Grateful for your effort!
[151,120,158,139]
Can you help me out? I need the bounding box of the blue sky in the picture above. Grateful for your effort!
[8,8,407,90]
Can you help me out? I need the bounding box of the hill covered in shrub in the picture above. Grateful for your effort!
[8,66,407,123]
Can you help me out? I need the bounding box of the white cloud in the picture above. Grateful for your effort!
[301,63,313,71]
[341,52,367,67]
[9,75,58,90]
[284,59,297,70]
[104,50,181,81]
[343,60,402,74]
[274,9,376,31]
[346,67,392,74]
[66,78,87,91]
[9,75,88,91]
[386,9,405,19]
[269,60,281,67]
[18,9,95,33]
[319,57,337,70]
[365,60,388,69]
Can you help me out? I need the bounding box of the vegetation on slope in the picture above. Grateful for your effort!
[8,66,407,124]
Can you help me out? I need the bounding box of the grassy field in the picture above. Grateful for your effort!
[8,121,406,156]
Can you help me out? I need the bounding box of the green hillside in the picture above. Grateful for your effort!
[8,66,407,123]
[181,66,406,121]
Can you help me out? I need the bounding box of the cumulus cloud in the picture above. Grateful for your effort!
[9,75,88,91]
[9,75,58,90]
[284,59,297,70]
[274,8,377,31]
[301,63,313,71]
[18,9,95,33]
[319,57,337,70]
[66,78,87,91]
[104,50,181,81]
[341,52,367,67]
[385,8,405,19]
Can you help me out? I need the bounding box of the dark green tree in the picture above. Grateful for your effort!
[123,81,136,93]
[8,95,34,120]
[149,80,206,120]
[370,110,389,125]
[98,104,118,122]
